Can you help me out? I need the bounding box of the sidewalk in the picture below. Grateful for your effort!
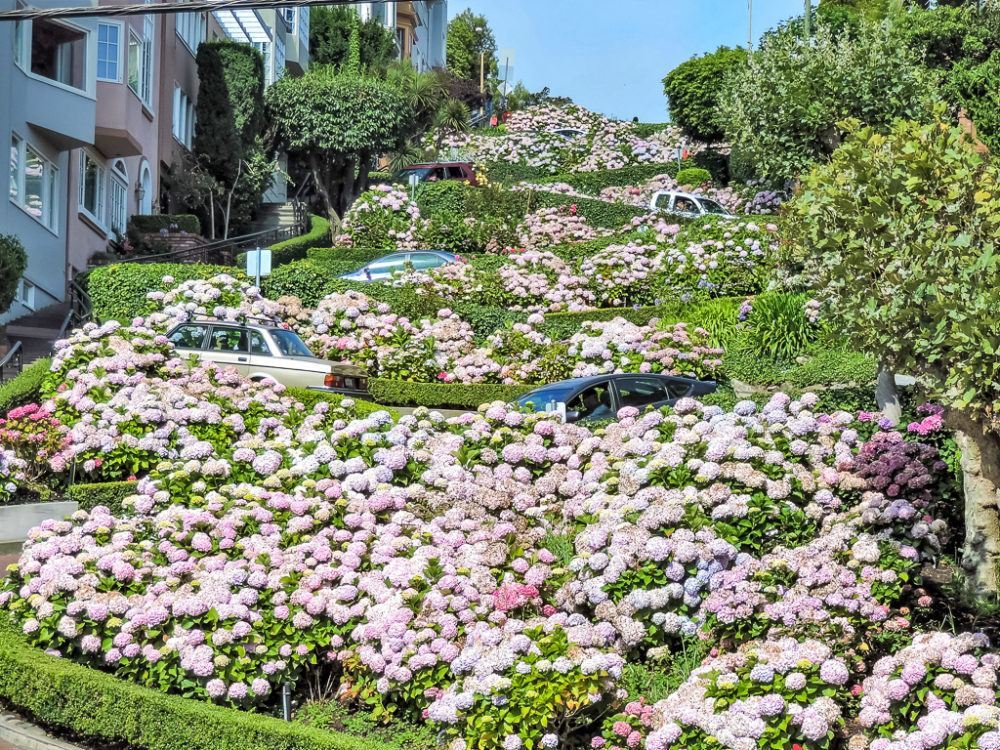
[0,713,89,750]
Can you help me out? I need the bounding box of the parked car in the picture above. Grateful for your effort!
[516,373,717,423]
[396,162,479,186]
[549,128,587,140]
[338,250,461,282]
[649,190,735,219]
[165,318,368,395]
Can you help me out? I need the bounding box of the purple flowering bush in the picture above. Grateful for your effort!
[336,186,422,253]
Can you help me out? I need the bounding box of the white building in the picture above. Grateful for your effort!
[355,1,447,71]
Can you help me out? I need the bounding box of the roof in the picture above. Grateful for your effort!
[213,8,271,44]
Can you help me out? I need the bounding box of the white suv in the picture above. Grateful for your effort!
[649,190,735,218]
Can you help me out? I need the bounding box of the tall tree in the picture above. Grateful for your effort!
[309,6,397,73]
[266,69,412,228]
[662,46,747,143]
[720,21,934,183]
[193,41,270,237]
[783,112,1000,590]
[446,9,497,81]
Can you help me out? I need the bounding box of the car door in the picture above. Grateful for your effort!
[446,166,466,181]
[653,192,672,211]
[698,198,731,217]
[364,253,409,280]
[166,323,210,354]
[564,381,615,422]
[409,252,449,271]
[205,325,251,376]
[613,376,674,412]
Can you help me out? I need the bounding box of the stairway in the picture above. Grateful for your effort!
[4,301,71,371]
[252,202,300,234]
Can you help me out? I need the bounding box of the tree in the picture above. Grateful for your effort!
[309,6,397,73]
[446,9,497,81]
[719,21,934,183]
[0,235,27,316]
[662,46,747,143]
[193,42,270,237]
[266,69,412,228]
[782,112,1000,590]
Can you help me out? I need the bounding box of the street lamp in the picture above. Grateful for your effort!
[475,26,485,94]
[747,0,752,50]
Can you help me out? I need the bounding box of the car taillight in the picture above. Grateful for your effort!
[325,373,341,388]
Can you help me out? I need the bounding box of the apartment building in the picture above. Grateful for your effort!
[355,1,447,71]
[212,6,309,86]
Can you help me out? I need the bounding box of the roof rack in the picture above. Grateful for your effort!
[187,314,283,328]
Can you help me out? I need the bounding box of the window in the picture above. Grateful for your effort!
[167,324,209,349]
[274,36,286,81]
[395,27,406,59]
[249,331,270,356]
[97,23,121,81]
[410,253,448,270]
[172,87,195,148]
[615,378,670,409]
[10,134,58,231]
[700,198,728,216]
[298,7,309,50]
[79,150,106,222]
[673,197,698,214]
[270,330,313,357]
[566,385,613,422]
[15,279,36,311]
[12,19,25,67]
[280,8,295,33]
[127,17,154,105]
[209,328,248,352]
[28,18,87,90]
[175,9,205,54]
[655,193,671,210]
[253,41,272,84]
[109,160,127,234]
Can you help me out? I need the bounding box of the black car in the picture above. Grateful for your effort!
[516,374,717,423]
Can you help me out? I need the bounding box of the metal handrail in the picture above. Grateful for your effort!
[56,279,94,339]
[0,340,23,382]
[116,225,296,266]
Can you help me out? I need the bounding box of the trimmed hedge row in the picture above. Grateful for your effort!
[368,378,535,409]
[128,214,201,235]
[0,358,50,414]
[87,263,243,322]
[633,122,673,138]
[528,191,649,229]
[368,171,392,185]
[0,619,377,750]
[484,162,554,185]
[535,164,678,195]
[283,387,399,420]
[67,481,139,515]
[724,347,877,389]
[238,214,332,270]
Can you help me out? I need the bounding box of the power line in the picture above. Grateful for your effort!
[0,0,383,22]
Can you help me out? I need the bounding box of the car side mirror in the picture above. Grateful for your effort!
[564,410,581,422]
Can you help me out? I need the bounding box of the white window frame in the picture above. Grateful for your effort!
[109,159,128,235]
[127,16,154,107]
[175,7,206,56]
[15,279,37,311]
[78,149,107,227]
[15,17,94,96]
[96,21,123,82]
[9,133,59,233]
[172,87,195,149]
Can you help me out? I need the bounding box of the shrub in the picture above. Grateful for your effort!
[67,481,139,515]
[675,167,713,188]
[483,162,552,184]
[339,187,420,252]
[527,191,649,229]
[0,619,376,750]
[735,293,823,361]
[128,214,202,235]
[0,358,50,414]
[690,149,730,185]
[724,346,876,387]
[450,302,527,342]
[0,234,27,315]
[632,122,673,138]
[662,46,748,143]
[367,378,535,409]
[368,171,392,185]
[535,164,678,196]
[263,261,343,307]
[266,214,332,268]
[414,180,469,217]
[283,387,399,420]
[87,263,242,322]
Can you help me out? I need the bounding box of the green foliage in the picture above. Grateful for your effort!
[0,234,27,315]
[309,6,397,73]
[632,122,673,138]
[446,9,498,81]
[295,701,435,750]
[720,21,935,182]
[0,619,377,750]
[306,247,387,276]
[534,164,678,195]
[737,293,821,362]
[663,46,748,142]
[945,51,1000,152]
[283,387,399,421]
[367,378,534,409]
[783,111,1000,418]
[127,214,201,234]
[690,149,730,185]
[483,162,552,185]
[539,306,665,342]
[266,71,412,220]
[0,358,50,414]
[88,263,241,322]
[527,190,649,229]
[675,167,713,188]
[451,302,527,342]
[414,180,470,217]
[67,481,139,516]
[368,171,392,185]
[240,214,331,269]
[263,261,343,307]
[723,347,876,388]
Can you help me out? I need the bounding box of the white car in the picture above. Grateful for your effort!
[549,128,587,141]
[649,190,734,218]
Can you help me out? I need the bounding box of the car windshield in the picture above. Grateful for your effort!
[700,199,729,215]
[269,329,314,357]
[397,168,431,181]
[517,385,577,410]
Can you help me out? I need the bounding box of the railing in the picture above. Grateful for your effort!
[56,279,94,339]
[116,225,300,267]
[0,340,23,383]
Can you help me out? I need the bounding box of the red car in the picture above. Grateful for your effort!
[397,162,479,187]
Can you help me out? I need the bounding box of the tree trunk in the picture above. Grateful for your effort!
[308,153,341,233]
[947,410,1000,592]
[875,365,902,424]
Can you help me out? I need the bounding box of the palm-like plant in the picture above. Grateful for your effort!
[433,98,471,148]
[386,141,426,175]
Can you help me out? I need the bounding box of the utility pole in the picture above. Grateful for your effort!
[747,0,752,50]
[475,26,485,94]
[804,0,811,39]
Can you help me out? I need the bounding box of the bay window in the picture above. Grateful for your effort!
[79,150,106,223]
[10,134,58,231]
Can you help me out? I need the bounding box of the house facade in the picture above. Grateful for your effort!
[355,0,447,71]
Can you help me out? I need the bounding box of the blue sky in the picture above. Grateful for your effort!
[449,0,803,122]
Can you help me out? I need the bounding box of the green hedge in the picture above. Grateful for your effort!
[128,214,201,235]
[676,168,713,188]
[690,149,730,186]
[484,162,554,185]
[368,171,392,185]
[633,122,673,138]
[284,387,399,420]
[724,347,877,388]
[451,303,527,342]
[0,358,50,414]
[535,164,677,195]
[528,191,649,229]
[368,378,535,409]
[88,263,242,322]
[238,214,331,270]
[538,306,665,342]
[414,181,469,217]
[0,619,377,750]
[67,481,139,515]
[306,247,387,277]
